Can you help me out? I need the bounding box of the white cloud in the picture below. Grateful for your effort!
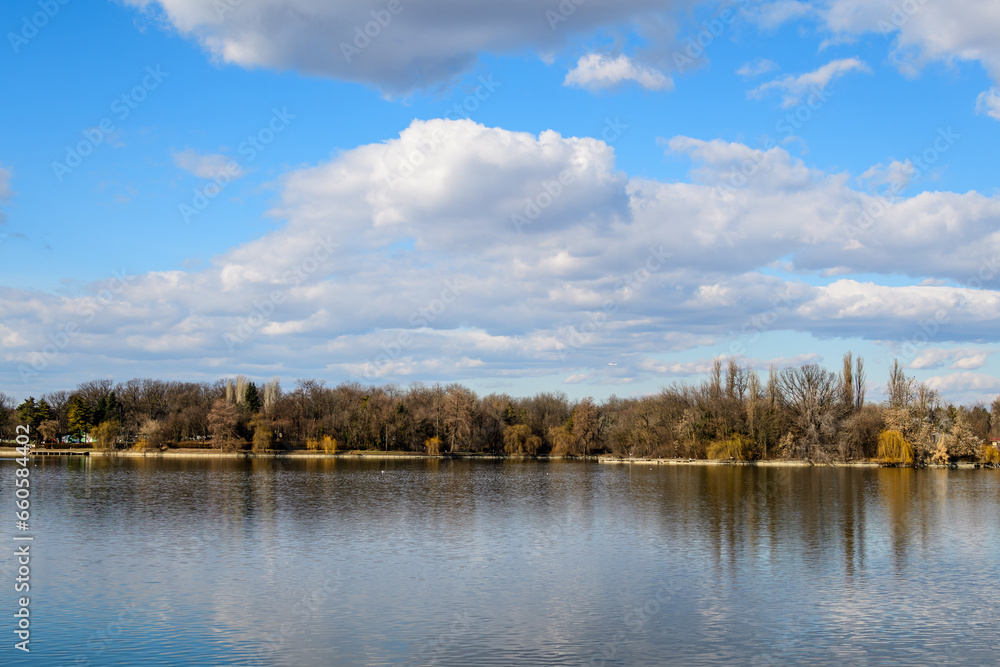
[909,348,990,370]
[123,0,690,94]
[172,149,242,179]
[909,348,957,370]
[744,1,814,30]
[736,58,778,78]
[923,372,1000,394]
[564,53,673,92]
[858,159,914,191]
[640,352,820,376]
[951,352,989,370]
[6,120,1000,394]
[976,88,1000,120]
[750,57,871,108]
[795,0,1000,86]
[639,358,716,375]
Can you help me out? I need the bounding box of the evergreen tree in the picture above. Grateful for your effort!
[244,382,261,413]
[36,399,52,423]
[67,396,91,437]
[94,395,109,424]
[16,397,52,430]
[16,398,36,428]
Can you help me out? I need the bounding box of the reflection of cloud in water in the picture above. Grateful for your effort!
[15,458,1000,665]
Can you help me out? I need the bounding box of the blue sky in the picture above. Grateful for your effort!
[2,0,1000,404]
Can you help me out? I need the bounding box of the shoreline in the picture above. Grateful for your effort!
[0,447,595,462]
[0,447,992,468]
[598,457,986,469]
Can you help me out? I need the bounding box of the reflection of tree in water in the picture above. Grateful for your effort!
[658,466,881,578]
[877,467,917,572]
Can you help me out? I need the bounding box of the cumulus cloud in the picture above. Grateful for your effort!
[5,119,1000,395]
[976,88,1000,120]
[123,0,691,94]
[749,57,871,107]
[172,149,243,179]
[564,53,673,91]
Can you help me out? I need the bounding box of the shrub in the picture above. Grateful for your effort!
[979,443,1000,465]
[877,430,913,465]
[776,432,796,459]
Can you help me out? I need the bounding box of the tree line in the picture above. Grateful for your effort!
[2,353,999,464]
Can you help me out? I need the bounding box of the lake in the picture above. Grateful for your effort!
[1,457,998,665]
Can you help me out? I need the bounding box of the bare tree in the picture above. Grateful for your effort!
[886,359,915,410]
[0,392,15,440]
[443,384,476,453]
[263,377,281,416]
[39,420,60,447]
[780,364,839,458]
[915,384,940,423]
[854,355,866,409]
[709,358,723,402]
[75,379,115,408]
[571,398,599,455]
[746,370,762,451]
[725,358,748,402]
[235,376,249,406]
[840,352,854,412]
[991,396,1000,439]
[767,364,780,409]
[208,398,242,450]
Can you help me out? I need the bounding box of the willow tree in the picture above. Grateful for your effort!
[877,429,913,465]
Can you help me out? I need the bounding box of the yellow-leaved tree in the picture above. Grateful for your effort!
[877,429,913,465]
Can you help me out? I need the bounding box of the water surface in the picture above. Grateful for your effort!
[1,458,998,665]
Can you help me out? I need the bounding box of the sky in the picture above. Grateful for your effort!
[1,0,999,405]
